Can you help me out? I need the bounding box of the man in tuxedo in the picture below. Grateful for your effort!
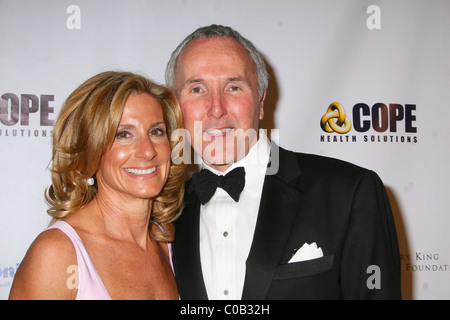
[165,24,401,299]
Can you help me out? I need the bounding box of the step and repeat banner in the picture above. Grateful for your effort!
[1,0,449,299]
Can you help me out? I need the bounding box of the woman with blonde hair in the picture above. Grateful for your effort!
[9,71,186,299]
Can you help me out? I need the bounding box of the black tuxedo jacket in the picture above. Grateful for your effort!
[172,147,401,299]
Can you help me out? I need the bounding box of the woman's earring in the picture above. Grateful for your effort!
[87,177,95,186]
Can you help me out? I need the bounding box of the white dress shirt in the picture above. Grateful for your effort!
[199,129,271,300]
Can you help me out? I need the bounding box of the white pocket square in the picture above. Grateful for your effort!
[288,242,324,263]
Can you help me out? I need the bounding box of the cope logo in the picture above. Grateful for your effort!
[0,93,55,138]
[320,102,352,134]
[320,102,417,143]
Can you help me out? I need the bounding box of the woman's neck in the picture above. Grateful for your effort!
[94,191,153,250]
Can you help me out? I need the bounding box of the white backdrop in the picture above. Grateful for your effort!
[1,0,449,300]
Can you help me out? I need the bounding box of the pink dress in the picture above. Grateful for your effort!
[47,221,111,300]
[47,220,175,300]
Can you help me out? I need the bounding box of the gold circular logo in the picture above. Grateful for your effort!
[320,102,352,134]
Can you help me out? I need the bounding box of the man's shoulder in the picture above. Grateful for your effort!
[279,146,373,178]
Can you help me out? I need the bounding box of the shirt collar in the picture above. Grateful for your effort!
[201,129,270,195]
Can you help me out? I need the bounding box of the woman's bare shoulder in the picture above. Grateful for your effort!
[9,227,78,300]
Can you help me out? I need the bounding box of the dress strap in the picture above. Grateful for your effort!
[47,221,111,300]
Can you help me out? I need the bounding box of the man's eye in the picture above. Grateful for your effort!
[228,85,241,92]
[191,87,202,94]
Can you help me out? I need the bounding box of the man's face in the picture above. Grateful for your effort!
[174,37,265,172]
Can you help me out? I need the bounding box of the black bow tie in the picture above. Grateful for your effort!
[191,167,246,205]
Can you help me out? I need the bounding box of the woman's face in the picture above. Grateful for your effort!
[96,93,171,201]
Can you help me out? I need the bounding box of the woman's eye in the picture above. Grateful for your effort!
[115,131,131,140]
[149,127,166,137]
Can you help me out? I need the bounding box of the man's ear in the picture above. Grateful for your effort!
[259,91,266,120]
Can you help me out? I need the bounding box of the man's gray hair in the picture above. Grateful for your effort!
[165,24,269,100]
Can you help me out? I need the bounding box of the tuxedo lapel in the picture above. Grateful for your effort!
[175,147,303,300]
[172,189,208,299]
[242,147,303,299]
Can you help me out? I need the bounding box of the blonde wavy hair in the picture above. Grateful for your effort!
[46,71,186,242]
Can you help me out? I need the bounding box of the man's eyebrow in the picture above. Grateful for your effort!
[182,77,246,88]
[228,77,243,82]
[186,78,204,85]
